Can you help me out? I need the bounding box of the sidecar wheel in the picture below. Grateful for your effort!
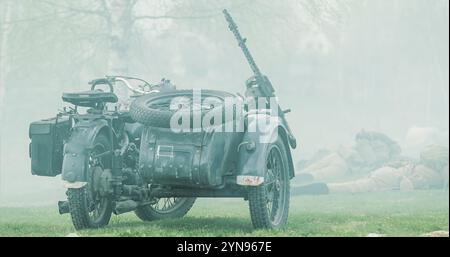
[135,197,196,221]
[67,134,113,230]
[248,137,290,229]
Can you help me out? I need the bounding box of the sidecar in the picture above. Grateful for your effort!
[129,88,297,230]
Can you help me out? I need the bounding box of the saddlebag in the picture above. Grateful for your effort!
[29,116,70,177]
[139,126,243,188]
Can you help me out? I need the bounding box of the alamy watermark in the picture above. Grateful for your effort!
[168,89,279,143]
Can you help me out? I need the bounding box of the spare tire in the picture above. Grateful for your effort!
[129,89,237,128]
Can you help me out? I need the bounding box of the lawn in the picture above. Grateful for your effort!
[0,190,448,237]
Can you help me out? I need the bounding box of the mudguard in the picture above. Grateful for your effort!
[236,113,295,186]
[61,119,111,184]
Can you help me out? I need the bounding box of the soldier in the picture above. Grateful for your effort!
[296,130,402,182]
[294,145,449,195]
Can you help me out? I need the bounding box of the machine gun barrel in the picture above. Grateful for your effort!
[223,9,275,97]
[223,9,263,79]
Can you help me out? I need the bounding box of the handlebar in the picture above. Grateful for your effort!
[89,76,160,95]
[113,77,159,95]
[114,77,145,94]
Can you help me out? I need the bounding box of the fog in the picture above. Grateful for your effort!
[0,0,448,206]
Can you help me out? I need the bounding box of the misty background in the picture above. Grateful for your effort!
[0,0,448,206]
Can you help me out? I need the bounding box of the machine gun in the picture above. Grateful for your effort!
[223,9,297,148]
[223,9,275,98]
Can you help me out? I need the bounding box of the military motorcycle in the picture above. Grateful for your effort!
[28,10,297,230]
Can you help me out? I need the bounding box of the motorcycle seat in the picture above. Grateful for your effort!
[62,90,118,108]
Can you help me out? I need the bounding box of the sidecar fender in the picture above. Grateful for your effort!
[61,119,111,183]
[236,113,295,186]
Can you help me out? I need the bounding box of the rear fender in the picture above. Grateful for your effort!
[236,113,295,186]
[61,119,111,184]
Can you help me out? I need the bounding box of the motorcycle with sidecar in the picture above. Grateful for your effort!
[28,10,297,230]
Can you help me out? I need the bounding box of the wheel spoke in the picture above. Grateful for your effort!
[150,197,188,214]
[263,145,287,225]
[86,142,110,223]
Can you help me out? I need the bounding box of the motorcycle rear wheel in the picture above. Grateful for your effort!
[67,134,113,230]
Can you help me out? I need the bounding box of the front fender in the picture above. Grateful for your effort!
[61,119,110,183]
[236,113,295,186]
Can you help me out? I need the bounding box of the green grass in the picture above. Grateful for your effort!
[0,190,448,237]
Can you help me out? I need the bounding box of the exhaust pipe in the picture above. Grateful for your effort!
[114,200,138,215]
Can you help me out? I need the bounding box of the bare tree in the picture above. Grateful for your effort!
[38,0,226,76]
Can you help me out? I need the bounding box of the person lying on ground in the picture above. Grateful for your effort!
[293,145,449,195]
[296,129,402,182]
